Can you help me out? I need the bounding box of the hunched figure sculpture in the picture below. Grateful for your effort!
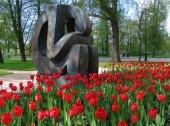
[31,4,98,84]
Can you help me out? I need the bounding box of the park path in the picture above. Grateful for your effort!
[1,56,170,91]
[0,70,37,91]
[0,68,107,91]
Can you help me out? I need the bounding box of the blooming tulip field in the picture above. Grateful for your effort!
[1,62,170,126]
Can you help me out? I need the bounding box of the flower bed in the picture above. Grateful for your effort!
[1,62,170,126]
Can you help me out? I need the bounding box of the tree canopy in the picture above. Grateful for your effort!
[0,0,169,63]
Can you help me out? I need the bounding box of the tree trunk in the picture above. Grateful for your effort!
[18,34,27,62]
[105,36,109,56]
[16,0,26,62]
[101,43,104,55]
[37,0,41,17]
[138,39,142,61]
[15,0,26,62]
[97,0,120,62]
[110,20,121,62]
[152,49,156,58]
[15,48,17,56]
[144,8,147,61]
[137,10,144,62]
[7,40,10,53]
[0,48,4,63]
[8,0,27,62]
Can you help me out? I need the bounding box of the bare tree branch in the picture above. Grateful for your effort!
[22,4,37,11]
[22,11,33,33]
[24,12,36,44]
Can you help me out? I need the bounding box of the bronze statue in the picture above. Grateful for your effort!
[31,5,98,84]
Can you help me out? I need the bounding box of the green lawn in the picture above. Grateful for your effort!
[0,60,35,71]
[99,61,111,67]
[0,70,13,76]
[0,59,110,72]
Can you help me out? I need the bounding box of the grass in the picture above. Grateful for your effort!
[0,60,35,71]
[0,70,13,76]
[99,61,111,67]
[0,57,111,72]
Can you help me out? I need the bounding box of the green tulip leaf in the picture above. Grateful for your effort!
[155,114,161,125]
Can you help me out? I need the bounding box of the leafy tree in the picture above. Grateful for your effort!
[93,0,121,62]
[94,19,110,56]
[146,0,167,57]
[0,12,17,63]
[119,19,139,57]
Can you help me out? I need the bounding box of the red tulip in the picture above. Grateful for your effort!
[35,94,42,102]
[37,111,46,120]
[117,120,128,126]
[13,94,20,101]
[70,89,77,95]
[46,79,55,87]
[0,89,7,95]
[116,72,123,77]
[123,86,129,93]
[9,83,13,88]
[0,80,3,85]
[49,107,60,118]
[89,98,98,107]
[45,110,50,117]
[95,81,102,87]
[30,74,34,80]
[20,85,24,91]
[136,94,144,101]
[56,89,63,97]
[52,73,60,79]
[163,85,170,92]
[130,103,139,112]
[85,83,94,89]
[68,108,76,118]
[105,77,111,83]
[136,90,145,101]
[157,94,166,102]
[116,86,123,94]
[72,99,84,115]
[110,95,117,103]
[1,112,13,125]
[119,93,129,102]
[130,114,139,123]
[0,99,5,108]
[36,77,44,83]
[130,86,136,93]
[27,81,33,88]
[111,103,120,113]
[29,101,37,110]
[36,85,42,91]
[116,79,122,85]
[147,85,154,91]
[148,108,158,119]
[13,106,23,117]
[45,86,52,93]
[97,91,104,98]
[19,82,23,87]
[95,107,107,120]
[62,93,72,103]
[1,92,13,101]
[68,100,84,117]
[84,92,91,101]
[11,86,17,91]
[24,88,31,95]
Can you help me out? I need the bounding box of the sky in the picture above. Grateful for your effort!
[166,5,170,34]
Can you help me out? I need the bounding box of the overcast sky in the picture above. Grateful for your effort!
[166,5,170,34]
